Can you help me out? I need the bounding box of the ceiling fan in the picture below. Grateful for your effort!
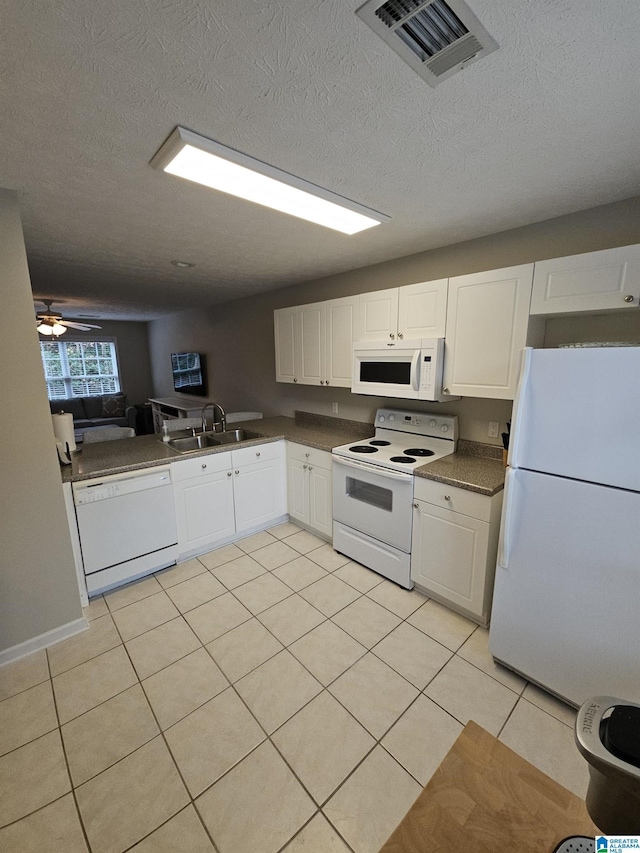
[36,300,102,336]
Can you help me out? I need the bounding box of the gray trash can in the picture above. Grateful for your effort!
[575,695,640,833]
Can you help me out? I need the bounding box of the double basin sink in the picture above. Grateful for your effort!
[164,429,265,454]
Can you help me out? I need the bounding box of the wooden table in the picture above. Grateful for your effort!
[379,721,597,852]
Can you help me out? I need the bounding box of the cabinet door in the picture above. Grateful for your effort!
[411,499,489,619]
[299,302,326,386]
[274,307,299,383]
[287,457,309,524]
[308,464,332,538]
[397,279,447,340]
[325,296,358,388]
[443,264,534,399]
[234,457,286,532]
[174,470,235,555]
[358,288,399,341]
[531,244,640,315]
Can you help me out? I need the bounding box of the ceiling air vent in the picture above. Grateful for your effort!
[356,0,498,87]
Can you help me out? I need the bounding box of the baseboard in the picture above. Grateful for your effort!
[0,617,89,668]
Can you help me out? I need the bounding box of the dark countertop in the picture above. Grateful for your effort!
[60,412,505,494]
[414,452,506,496]
[61,414,374,483]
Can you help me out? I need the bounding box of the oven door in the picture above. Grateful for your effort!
[332,456,414,551]
[351,346,421,399]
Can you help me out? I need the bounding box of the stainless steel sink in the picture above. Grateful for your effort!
[165,429,264,453]
[212,429,264,445]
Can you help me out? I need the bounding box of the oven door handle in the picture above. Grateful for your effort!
[332,456,414,482]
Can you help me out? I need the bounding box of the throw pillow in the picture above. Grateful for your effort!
[101,393,126,418]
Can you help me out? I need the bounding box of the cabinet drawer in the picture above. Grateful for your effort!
[171,452,231,482]
[232,440,283,468]
[286,442,332,469]
[414,477,490,521]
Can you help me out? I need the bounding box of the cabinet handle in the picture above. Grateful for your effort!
[227,471,232,477]
[293,378,298,383]
[320,380,325,385]
[308,466,313,471]
[443,387,450,394]
[235,470,239,475]
[624,294,635,303]
[398,332,403,339]
[326,380,330,385]
[305,453,310,458]
[413,502,419,508]
[256,452,260,457]
[201,464,207,469]
[389,333,395,339]
[303,464,308,469]
[444,495,451,501]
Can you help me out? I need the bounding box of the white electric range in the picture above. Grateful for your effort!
[332,408,458,589]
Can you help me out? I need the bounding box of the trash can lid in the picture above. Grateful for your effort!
[603,705,640,768]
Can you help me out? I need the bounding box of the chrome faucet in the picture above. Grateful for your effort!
[201,402,226,433]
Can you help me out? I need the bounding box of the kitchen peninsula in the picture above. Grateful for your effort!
[61,411,506,618]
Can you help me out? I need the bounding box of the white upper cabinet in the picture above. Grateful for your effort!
[274,296,359,387]
[531,244,640,315]
[299,302,325,386]
[358,280,447,342]
[443,264,544,399]
[274,306,298,383]
[325,296,359,387]
[358,288,399,341]
[397,279,448,340]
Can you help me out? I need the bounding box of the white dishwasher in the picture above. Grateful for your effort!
[73,467,178,595]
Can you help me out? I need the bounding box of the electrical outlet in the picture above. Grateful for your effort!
[488,421,499,438]
[332,402,339,414]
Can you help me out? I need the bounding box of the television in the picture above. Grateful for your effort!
[171,352,207,397]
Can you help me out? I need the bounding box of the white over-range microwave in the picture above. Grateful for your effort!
[351,338,459,401]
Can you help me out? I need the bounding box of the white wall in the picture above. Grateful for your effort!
[0,189,82,655]
[148,195,640,444]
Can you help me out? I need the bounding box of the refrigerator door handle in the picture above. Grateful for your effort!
[498,467,518,568]
[509,347,532,469]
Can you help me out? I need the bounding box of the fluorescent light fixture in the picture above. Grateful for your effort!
[150,127,389,235]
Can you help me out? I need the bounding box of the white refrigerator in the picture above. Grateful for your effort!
[489,345,640,707]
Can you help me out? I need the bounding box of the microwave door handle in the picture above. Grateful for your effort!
[333,456,413,482]
[411,349,420,391]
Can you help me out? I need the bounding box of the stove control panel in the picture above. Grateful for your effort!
[376,409,458,441]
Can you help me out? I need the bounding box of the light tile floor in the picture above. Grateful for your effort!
[0,521,589,853]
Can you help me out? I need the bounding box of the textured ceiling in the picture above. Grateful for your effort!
[2,0,639,320]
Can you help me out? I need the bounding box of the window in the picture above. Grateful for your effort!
[40,340,121,400]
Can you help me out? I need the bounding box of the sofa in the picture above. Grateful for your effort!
[50,393,136,432]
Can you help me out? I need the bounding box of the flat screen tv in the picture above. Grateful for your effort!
[171,352,207,397]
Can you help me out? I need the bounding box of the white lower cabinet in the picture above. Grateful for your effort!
[232,443,287,533]
[286,442,333,539]
[410,478,503,626]
[172,441,286,559]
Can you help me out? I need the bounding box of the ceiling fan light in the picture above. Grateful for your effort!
[51,323,67,336]
[37,321,54,335]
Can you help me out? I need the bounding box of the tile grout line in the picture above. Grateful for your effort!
[45,642,94,853]
[111,610,224,853]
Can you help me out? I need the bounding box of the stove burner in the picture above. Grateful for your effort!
[404,448,435,457]
[350,445,379,453]
[369,440,391,446]
[389,455,416,463]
